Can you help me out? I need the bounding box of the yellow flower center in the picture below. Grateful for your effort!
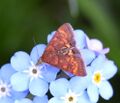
[93,71,102,85]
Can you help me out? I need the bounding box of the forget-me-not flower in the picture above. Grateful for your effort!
[86,36,110,55]
[86,54,117,102]
[10,44,59,96]
[0,64,28,103]
[49,77,93,103]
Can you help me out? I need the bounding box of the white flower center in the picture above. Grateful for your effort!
[23,61,43,81]
[0,80,11,98]
[61,90,81,103]
[92,71,104,86]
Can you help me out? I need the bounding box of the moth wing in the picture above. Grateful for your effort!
[41,23,73,66]
[48,23,74,50]
[40,45,59,66]
[58,54,86,76]
[69,54,86,76]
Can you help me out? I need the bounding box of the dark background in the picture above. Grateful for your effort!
[0,0,120,102]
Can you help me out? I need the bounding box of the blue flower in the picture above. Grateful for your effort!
[0,64,28,103]
[73,30,96,66]
[14,95,48,103]
[73,30,87,49]
[86,36,110,55]
[49,77,93,103]
[10,44,59,96]
[86,55,117,102]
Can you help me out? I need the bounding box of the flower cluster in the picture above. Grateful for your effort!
[0,28,117,103]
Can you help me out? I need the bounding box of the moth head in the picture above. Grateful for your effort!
[57,44,74,56]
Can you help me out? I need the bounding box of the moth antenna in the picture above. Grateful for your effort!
[32,35,37,47]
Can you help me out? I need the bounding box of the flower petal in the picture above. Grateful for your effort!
[81,49,95,65]
[15,98,32,103]
[99,81,113,100]
[86,66,94,78]
[64,71,74,77]
[0,97,14,103]
[0,64,16,83]
[41,64,59,82]
[48,97,63,103]
[78,91,92,103]
[74,30,87,49]
[87,38,103,51]
[29,78,48,96]
[98,48,110,54]
[30,44,46,64]
[102,60,117,80]
[47,31,56,43]
[11,51,31,71]
[33,95,48,103]
[87,84,99,103]
[11,72,29,91]
[49,78,69,97]
[11,89,29,100]
[91,54,106,71]
[70,76,89,93]
[86,38,110,55]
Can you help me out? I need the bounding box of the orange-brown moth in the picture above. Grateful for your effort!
[40,23,86,76]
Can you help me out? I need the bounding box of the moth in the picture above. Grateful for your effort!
[39,23,86,76]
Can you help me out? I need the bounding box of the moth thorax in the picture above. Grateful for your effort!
[57,46,74,55]
[57,47,69,55]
